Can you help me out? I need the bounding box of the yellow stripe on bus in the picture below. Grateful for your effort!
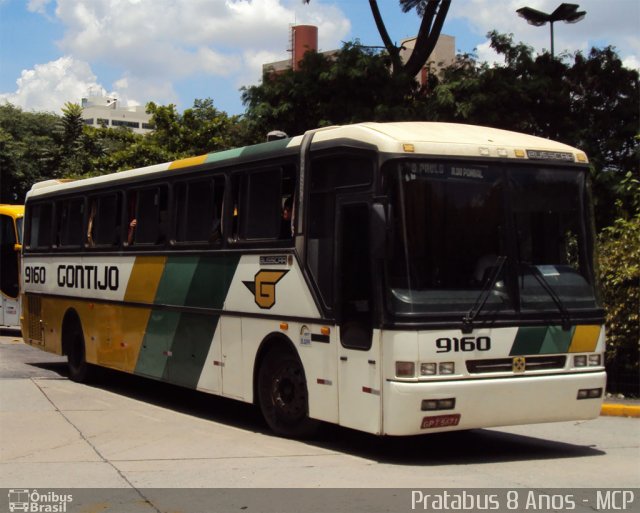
[168,155,207,170]
[124,256,167,303]
[568,325,601,353]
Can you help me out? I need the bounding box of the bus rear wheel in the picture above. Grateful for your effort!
[258,347,318,438]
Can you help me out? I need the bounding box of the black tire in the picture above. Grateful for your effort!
[66,322,92,383]
[258,347,318,438]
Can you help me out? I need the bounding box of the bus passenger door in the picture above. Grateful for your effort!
[220,316,244,399]
[336,200,382,434]
[0,214,21,328]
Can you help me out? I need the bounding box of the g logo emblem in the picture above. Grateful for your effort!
[243,270,288,309]
[512,356,526,374]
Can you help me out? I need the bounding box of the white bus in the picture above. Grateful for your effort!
[20,122,606,437]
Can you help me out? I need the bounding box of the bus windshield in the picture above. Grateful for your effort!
[16,217,23,244]
[383,159,599,317]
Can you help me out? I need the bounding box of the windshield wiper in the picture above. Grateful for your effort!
[526,264,572,331]
[462,255,507,334]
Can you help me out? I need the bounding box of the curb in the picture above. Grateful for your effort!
[601,403,640,418]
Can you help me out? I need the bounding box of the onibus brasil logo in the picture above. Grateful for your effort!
[8,490,73,513]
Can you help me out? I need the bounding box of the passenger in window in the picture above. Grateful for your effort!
[86,201,97,247]
[280,197,293,238]
[127,219,137,245]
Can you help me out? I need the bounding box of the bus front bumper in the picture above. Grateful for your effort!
[382,371,606,436]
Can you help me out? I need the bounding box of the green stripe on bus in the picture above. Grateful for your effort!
[135,254,241,385]
[184,254,241,309]
[205,147,244,163]
[135,309,181,379]
[163,313,219,388]
[540,325,575,354]
[510,326,547,355]
[154,255,199,305]
[510,325,577,355]
[204,139,291,165]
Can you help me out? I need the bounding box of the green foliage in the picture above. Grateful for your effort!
[242,43,418,137]
[146,98,245,156]
[598,213,640,395]
[0,98,244,199]
[0,104,60,202]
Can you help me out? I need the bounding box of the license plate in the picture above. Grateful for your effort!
[421,414,461,429]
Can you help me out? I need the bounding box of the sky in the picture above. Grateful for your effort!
[0,0,638,116]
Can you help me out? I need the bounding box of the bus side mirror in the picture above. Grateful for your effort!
[371,201,388,259]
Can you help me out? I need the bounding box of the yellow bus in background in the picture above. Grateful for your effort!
[1,204,24,329]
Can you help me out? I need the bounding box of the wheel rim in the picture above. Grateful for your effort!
[270,360,306,421]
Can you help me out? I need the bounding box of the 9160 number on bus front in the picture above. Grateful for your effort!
[436,336,491,353]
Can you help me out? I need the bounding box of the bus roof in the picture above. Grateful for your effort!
[314,122,588,161]
[0,204,24,218]
[26,122,588,200]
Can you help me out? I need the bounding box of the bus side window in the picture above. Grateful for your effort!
[174,176,224,245]
[235,168,282,241]
[127,186,168,246]
[56,198,84,248]
[279,165,296,240]
[87,193,121,248]
[26,203,53,250]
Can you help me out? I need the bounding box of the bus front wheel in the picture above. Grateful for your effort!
[257,347,318,438]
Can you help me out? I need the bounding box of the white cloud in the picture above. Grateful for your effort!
[623,55,640,70]
[56,0,349,79]
[2,1,350,113]
[45,0,350,106]
[27,0,51,14]
[449,0,640,67]
[0,56,109,112]
[475,40,503,67]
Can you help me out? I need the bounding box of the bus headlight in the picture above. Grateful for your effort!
[439,362,455,375]
[420,363,437,376]
[574,354,602,368]
[588,354,602,366]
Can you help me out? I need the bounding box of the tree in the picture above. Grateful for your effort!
[54,102,95,176]
[145,98,245,156]
[598,211,640,396]
[242,43,419,137]
[0,104,60,202]
[303,0,450,80]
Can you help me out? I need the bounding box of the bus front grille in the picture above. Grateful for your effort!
[466,355,567,374]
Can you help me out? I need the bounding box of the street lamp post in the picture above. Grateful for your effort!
[516,3,586,57]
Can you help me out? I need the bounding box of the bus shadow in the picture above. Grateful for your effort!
[27,361,605,466]
[312,424,605,465]
[29,361,267,433]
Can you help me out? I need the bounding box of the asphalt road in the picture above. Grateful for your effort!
[1,332,638,512]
